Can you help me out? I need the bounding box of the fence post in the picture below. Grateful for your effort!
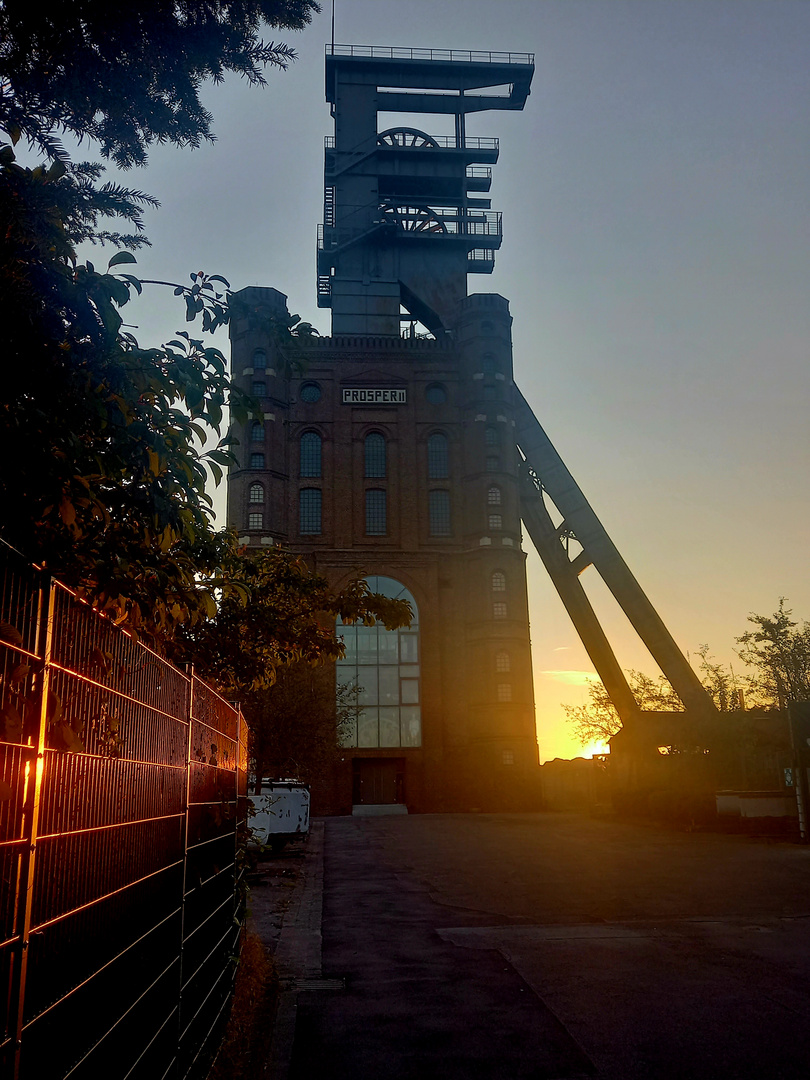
[11,575,54,1080]
[176,667,194,1073]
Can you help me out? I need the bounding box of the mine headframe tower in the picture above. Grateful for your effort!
[317,44,533,336]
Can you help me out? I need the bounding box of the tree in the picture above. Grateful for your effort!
[565,602,806,749]
[0,1,321,167]
[246,662,360,793]
[735,600,810,708]
[173,548,411,696]
[563,670,683,748]
[0,1,321,638]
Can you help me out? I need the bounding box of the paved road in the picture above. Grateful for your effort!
[286,813,810,1079]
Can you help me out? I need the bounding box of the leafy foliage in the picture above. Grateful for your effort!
[0,1,321,167]
[0,144,252,635]
[564,670,684,748]
[566,601,808,747]
[173,549,412,695]
[735,600,810,708]
[246,662,360,793]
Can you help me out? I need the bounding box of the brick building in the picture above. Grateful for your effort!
[227,46,541,812]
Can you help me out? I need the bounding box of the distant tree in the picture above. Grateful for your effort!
[565,602,807,748]
[563,669,683,748]
[246,662,359,790]
[735,600,810,709]
[0,1,321,167]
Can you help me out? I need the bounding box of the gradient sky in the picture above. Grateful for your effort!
[76,1,810,762]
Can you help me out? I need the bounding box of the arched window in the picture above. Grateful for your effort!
[252,349,267,370]
[248,483,264,504]
[250,421,264,443]
[365,432,386,477]
[299,489,322,535]
[428,490,451,536]
[365,489,387,535]
[300,431,322,477]
[487,486,501,506]
[495,651,510,673]
[427,433,449,479]
[336,576,421,749]
[491,571,506,592]
[485,426,498,447]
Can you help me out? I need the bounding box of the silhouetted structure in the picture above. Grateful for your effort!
[227,44,717,813]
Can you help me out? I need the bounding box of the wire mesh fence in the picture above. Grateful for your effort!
[0,544,247,1080]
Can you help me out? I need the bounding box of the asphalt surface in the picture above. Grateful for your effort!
[256,812,810,1079]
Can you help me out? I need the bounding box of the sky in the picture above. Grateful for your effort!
[68,0,810,763]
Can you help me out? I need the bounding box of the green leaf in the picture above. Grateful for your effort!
[108,251,137,268]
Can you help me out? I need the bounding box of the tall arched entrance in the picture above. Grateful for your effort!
[336,576,420,811]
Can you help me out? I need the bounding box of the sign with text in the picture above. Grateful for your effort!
[342,387,407,405]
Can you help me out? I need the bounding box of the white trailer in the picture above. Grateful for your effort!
[248,778,311,854]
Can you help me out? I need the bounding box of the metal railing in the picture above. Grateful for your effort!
[0,544,247,1080]
[326,44,534,66]
[324,134,499,152]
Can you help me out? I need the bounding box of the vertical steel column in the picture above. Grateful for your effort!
[11,575,54,1080]
[176,666,194,1073]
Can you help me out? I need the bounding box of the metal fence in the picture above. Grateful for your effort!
[0,545,248,1080]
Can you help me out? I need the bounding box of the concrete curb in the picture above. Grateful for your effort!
[264,819,325,1079]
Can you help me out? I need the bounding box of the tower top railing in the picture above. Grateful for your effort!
[326,44,534,66]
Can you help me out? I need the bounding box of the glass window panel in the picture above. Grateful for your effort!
[300,382,321,403]
[401,679,419,705]
[248,512,263,529]
[495,651,510,673]
[400,707,422,747]
[252,381,266,397]
[493,602,507,620]
[357,711,379,748]
[485,426,498,446]
[253,349,267,370]
[300,431,322,477]
[427,433,449,478]
[399,665,419,678]
[491,571,506,592]
[356,627,377,661]
[357,668,378,705]
[340,626,357,663]
[488,514,502,530]
[364,433,386,477]
[429,490,451,536]
[488,486,502,505]
[497,683,512,702]
[366,489,387,535]
[250,453,265,468]
[379,708,400,747]
[486,455,499,472]
[379,666,399,705]
[400,634,418,663]
[299,488,321,534]
[251,422,265,442]
[249,483,263,504]
[377,630,398,663]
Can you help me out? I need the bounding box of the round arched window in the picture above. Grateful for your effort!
[252,349,267,370]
